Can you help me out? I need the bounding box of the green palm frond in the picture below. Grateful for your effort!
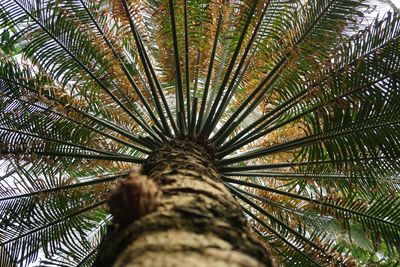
[0,162,120,266]
[1,0,400,266]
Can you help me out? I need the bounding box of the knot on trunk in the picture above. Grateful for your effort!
[108,172,162,227]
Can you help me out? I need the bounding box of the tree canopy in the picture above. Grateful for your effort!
[0,0,400,266]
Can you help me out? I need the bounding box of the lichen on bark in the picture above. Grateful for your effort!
[94,139,274,267]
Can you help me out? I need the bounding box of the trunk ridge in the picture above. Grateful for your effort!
[94,139,274,267]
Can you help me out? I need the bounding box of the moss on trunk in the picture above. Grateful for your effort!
[94,139,274,267]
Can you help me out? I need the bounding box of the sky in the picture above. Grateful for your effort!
[392,0,400,8]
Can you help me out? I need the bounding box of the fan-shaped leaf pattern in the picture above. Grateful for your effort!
[0,0,399,266]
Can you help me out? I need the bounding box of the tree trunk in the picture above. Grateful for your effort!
[94,140,274,267]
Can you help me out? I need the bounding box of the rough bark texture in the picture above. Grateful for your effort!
[94,140,274,267]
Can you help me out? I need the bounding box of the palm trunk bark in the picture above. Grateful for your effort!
[94,140,273,267]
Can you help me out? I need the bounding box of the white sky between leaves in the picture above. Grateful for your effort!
[393,0,400,8]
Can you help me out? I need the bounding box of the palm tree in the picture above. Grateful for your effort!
[0,0,400,266]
